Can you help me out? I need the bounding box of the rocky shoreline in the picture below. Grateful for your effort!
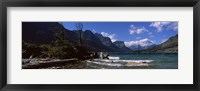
[22,58,87,69]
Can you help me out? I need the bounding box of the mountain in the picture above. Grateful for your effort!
[81,30,112,51]
[113,41,132,52]
[142,34,178,53]
[129,44,155,51]
[22,22,135,52]
[125,39,155,51]
[22,22,64,44]
[64,29,79,44]
[22,22,110,51]
[95,33,123,52]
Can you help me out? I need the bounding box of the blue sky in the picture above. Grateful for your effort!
[61,22,178,46]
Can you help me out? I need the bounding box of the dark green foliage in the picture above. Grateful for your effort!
[45,24,78,59]
[22,41,42,58]
[23,39,80,59]
[48,45,77,59]
[39,44,51,58]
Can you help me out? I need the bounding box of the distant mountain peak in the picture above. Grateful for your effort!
[84,30,93,33]
[124,38,155,51]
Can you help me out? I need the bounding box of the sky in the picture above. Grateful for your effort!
[61,22,178,47]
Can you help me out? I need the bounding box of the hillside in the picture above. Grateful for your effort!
[22,22,64,44]
[142,34,178,53]
[81,30,112,51]
[95,33,123,52]
[113,41,132,52]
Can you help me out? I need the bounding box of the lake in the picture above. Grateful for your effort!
[86,53,178,69]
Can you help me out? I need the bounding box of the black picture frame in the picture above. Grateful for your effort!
[0,0,199,91]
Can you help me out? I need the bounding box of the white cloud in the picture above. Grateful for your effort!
[129,25,148,35]
[150,22,178,32]
[149,32,152,35]
[101,32,109,37]
[125,38,154,47]
[149,22,170,32]
[101,32,117,42]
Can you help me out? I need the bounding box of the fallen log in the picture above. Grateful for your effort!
[22,58,78,69]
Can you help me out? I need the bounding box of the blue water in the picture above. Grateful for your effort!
[109,53,178,69]
[87,53,178,69]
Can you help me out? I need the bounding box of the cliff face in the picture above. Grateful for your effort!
[81,30,112,51]
[95,33,123,52]
[113,41,132,52]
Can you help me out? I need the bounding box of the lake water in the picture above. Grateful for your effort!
[86,53,178,69]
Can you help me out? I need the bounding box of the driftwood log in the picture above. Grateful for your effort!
[22,58,78,69]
